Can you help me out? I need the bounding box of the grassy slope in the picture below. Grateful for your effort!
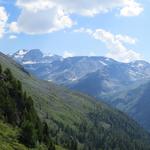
[0,121,28,150]
[0,121,59,150]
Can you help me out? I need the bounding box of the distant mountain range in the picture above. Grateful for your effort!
[12,49,150,95]
[11,49,150,131]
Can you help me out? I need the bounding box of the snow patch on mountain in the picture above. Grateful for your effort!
[22,61,37,65]
[13,49,28,59]
[99,60,107,66]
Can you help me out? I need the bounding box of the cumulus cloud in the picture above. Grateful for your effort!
[74,28,142,62]
[10,0,143,35]
[12,0,74,34]
[120,0,143,16]
[0,6,8,38]
[15,7,73,34]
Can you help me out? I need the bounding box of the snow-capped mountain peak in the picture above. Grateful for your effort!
[13,49,28,59]
[11,49,63,64]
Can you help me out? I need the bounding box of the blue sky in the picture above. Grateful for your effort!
[0,0,149,62]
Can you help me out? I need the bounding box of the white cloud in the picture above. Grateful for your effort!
[15,7,74,34]
[9,35,17,39]
[106,48,141,63]
[13,0,74,34]
[63,51,74,58]
[0,6,8,38]
[74,28,142,62]
[115,34,136,44]
[11,0,143,35]
[120,0,143,16]
[9,22,20,33]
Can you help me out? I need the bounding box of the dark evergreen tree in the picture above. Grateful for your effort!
[43,122,49,142]
[20,121,37,147]
[4,68,13,81]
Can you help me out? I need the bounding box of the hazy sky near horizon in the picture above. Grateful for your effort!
[0,0,149,62]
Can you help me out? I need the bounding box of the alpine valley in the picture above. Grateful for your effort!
[11,49,150,132]
[0,49,148,150]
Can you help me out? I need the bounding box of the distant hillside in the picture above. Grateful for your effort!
[2,52,150,149]
[102,80,150,132]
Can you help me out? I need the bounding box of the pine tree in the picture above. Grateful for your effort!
[43,122,49,143]
[4,68,13,81]
[20,121,37,148]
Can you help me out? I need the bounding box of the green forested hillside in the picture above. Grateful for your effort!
[0,64,56,149]
[1,52,150,150]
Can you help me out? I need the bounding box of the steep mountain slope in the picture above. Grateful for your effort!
[69,69,136,96]
[0,121,53,150]
[65,59,150,96]
[0,64,56,150]
[2,52,150,149]
[12,50,150,95]
[102,81,150,131]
